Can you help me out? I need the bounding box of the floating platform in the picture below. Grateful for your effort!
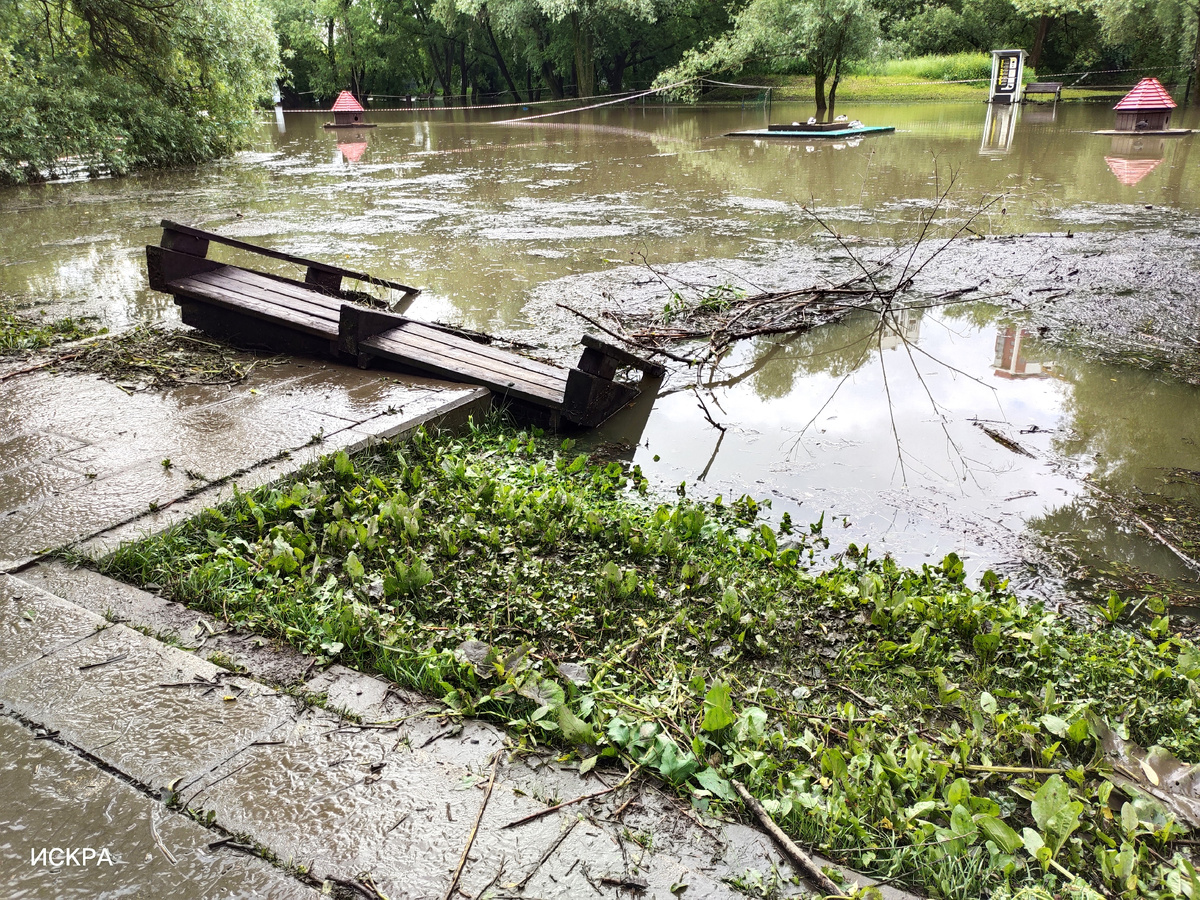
[726,125,895,139]
[1091,128,1192,136]
[145,221,662,429]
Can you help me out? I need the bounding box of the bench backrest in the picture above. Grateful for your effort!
[159,220,419,296]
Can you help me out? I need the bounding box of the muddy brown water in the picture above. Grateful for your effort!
[3,100,1200,596]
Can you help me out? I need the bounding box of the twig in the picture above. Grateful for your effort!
[732,780,847,897]
[78,652,128,671]
[502,767,637,829]
[516,817,579,890]
[0,352,82,381]
[441,749,502,900]
[471,858,506,900]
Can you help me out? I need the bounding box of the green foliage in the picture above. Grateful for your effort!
[100,423,1200,898]
[0,0,280,183]
[659,0,880,110]
[0,302,101,354]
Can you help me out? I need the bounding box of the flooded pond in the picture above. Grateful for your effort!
[3,99,1200,601]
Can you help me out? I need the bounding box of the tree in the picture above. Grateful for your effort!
[1095,0,1200,103]
[1010,0,1092,67]
[657,0,880,117]
[0,0,280,182]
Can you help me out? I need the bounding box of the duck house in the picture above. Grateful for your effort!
[1113,78,1175,132]
[325,91,376,129]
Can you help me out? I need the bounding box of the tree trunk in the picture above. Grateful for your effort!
[482,15,522,101]
[570,12,594,98]
[1029,14,1051,69]
[1192,5,1200,106]
[604,49,629,93]
[327,18,336,86]
[459,41,469,100]
[814,71,827,118]
[827,56,842,121]
[540,59,564,99]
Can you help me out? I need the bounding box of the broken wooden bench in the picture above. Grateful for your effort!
[145,220,662,428]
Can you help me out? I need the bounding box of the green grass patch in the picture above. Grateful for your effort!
[0,301,101,355]
[99,422,1200,898]
[872,53,994,83]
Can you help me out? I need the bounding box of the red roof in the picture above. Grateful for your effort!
[1105,155,1163,185]
[1114,78,1176,111]
[331,90,364,112]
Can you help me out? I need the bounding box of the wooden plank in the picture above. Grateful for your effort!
[161,220,420,295]
[170,275,337,339]
[402,321,568,383]
[203,268,343,322]
[362,332,565,405]
[378,324,568,391]
[366,329,566,402]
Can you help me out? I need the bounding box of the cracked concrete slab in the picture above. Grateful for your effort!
[0,716,319,900]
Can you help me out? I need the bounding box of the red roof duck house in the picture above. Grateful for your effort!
[325,91,376,129]
[1113,78,1176,132]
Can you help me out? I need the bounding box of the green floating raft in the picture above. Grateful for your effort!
[726,124,895,139]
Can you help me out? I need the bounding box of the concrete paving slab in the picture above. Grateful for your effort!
[0,716,318,900]
[13,563,316,687]
[0,581,298,794]
[70,386,490,560]
[0,574,108,672]
[0,358,490,571]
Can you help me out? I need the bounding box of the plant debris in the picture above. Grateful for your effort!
[98,422,1200,899]
[0,300,103,356]
[47,324,287,390]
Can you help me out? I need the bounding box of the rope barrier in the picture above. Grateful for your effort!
[496,78,698,123]
[284,62,1191,117]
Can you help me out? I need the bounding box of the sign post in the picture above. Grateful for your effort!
[989,50,1027,104]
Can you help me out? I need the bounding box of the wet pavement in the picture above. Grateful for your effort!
[1,563,915,900]
[0,359,488,570]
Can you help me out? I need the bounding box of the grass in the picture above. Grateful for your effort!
[97,420,1200,899]
[871,53,994,83]
[0,301,102,355]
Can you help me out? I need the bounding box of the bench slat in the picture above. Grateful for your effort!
[171,275,337,339]
[362,329,566,404]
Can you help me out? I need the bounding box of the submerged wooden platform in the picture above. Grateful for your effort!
[726,126,895,139]
[146,221,662,429]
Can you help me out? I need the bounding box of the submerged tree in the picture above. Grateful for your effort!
[657,0,880,117]
[0,0,280,183]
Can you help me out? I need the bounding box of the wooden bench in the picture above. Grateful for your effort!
[1024,82,1062,101]
[146,221,663,428]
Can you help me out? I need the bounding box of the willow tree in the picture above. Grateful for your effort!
[0,0,279,182]
[657,0,879,117]
[1096,0,1200,103]
[1011,0,1093,67]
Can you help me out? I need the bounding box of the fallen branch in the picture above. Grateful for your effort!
[732,780,848,897]
[441,748,502,900]
[556,302,695,366]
